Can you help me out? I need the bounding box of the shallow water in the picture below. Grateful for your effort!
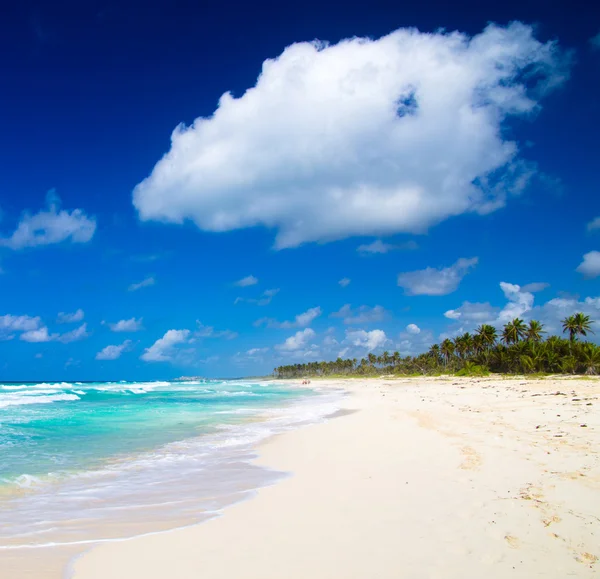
[0,380,343,549]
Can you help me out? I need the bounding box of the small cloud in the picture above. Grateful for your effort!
[0,314,42,340]
[590,31,600,50]
[57,309,84,323]
[20,326,55,343]
[235,288,279,306]
[96,340,132,361]
[109,317,144,332]
[141,329,191,362]
[128,276,155,292]
[344,329,388,351]
[521,282,549,293]
[0,191,96,250]
[276,328,316,352]
[130,252,170,263]
[338,278,351,287]
[587,217,600,232]
[35,353,43,359]
[357,239,418,254]
[406,323,420,334]
[256,306,322,329]
[397,257,478,296]
[195,321,238,339]
[234,275,258,287]
[444,302,498,323]
[330,304,386,325]
[58,323,90,343]
[576,251,600,279]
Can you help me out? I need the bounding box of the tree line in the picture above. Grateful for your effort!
[274,313,599,378]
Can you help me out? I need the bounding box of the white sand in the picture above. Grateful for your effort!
[69,376,600,579]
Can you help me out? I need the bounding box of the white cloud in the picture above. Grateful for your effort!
[276,328,316,351]
[338,278,351,287]
[344,329,388,351]
[133,23,567,249]
[235,288,279,305]
[397,257,478,296]
[234,275,258,287]
[406,323,420,334]
[141,329,191,362]
[357,239,417,254]
[58,323,90,344]
[520,282,549,293]
[247,347,269,356]
[4,315,89,344]
[442,282,600,341]
[128,277,155,291]
[576,251,600,279]
[331,304,386,324]
[57,309,84,323]
[109,317,144,332]
[96,340,132,361]
[587,217,600,232]
[0,314,42,340]
[444,301,499,322]
[195,321,238,339]
[20,327,55,343]
[496,282,534,324]
[0,191,96,249]
[256,306,322,329]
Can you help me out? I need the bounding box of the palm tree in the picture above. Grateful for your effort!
[526,320,545,342]
[562,312,594,342]
[428,344,441,364]
[580,343,600,375]
[472,334,485,355]
[502,318,528,345]
[476,324,497,349]
[440,339,454,367]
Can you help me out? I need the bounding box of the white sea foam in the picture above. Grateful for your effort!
[0,385,345,548]
[0,393,80,409]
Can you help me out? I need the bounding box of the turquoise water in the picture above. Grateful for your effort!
[0,380,342,548]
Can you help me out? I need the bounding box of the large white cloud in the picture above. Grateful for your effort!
[576,251,600,279]
[0,192,96,250]
[133,23,567,248]
[398,257,478,296]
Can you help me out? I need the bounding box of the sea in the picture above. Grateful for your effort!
[0,379,343,551]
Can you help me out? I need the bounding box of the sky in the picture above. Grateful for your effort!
[0,0,599,380]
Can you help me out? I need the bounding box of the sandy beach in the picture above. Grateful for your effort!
[66,376,599,579]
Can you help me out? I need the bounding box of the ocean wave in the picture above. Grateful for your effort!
[0,393,80,409]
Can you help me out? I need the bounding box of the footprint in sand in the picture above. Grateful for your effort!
[460,446,482,470]
[577,552,598,565]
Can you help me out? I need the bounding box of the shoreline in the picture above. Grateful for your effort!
[71,376,599,578]
[0,381,344,579]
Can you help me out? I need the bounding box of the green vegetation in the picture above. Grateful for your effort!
[274,313,599,379]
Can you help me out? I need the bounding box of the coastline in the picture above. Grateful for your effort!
[71,376,600,579]
[0,381,343,579]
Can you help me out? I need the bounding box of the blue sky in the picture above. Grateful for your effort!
[1,0,599,380]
